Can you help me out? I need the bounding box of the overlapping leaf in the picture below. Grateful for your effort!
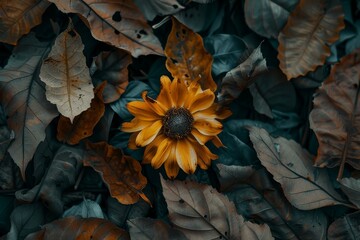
[0,33,58,179]
[84,142,150,205]
[25,216,130,240]
[309,49,360,176]
[57,83,105,145]
[249,127,350,210]
[278,0,345,79]
[327,211,360,240]
[48,0,163,57]
[0,0,50,44]
[339,178,360,209]
[165,17,217,91]
[40,24,94,122]
[133,0,184,21]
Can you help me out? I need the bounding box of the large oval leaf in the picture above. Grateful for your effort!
[40,24,94,122]
[48,0,163,57]
[0,33,58,179]
[249,127,351,210]
[0,0,50,44]
[309,49,360,176]
[278,0,344,79]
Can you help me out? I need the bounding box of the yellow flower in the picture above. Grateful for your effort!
[122,76,231,178]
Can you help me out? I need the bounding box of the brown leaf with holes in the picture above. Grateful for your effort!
[0,0,50,45]
[57,82,106,145]
[278,0,344,79]
[309,49,360,178]
[84,142,151,205]
[91,49,132,103]
[48,0,163,57]
[165,17,216,91]
[25,216,130,240]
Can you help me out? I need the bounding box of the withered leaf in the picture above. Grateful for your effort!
[84,142,150,205]
[133,0,184,21]
[217,164,328,240]
[338,178,360,209]
[161,177,274,240]
[40,24,94,123]
[278,0,345,79]
[327,211,360,240]
[128,218,188,240]
[249,127,350,210]
[25,216,130,240]
[91,49,132,103]
[48,0,163,57]
[57,82,106,145]
[218,44,267,104]
[244,0,298,38]
[309,49,360,176]
[0,33,58,180]
[15,146,84,216]
[165,17,217,91]
[0,0,51,45]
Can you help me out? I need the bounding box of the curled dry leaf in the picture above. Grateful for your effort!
[128,217,188,240]
[248,127,350,210]
[217,164,328,240]
[161,177,274,240]
[57,82,106,145]
[40,24,94,123]
[0,0,50,44]
[244,0,298,38]
[327,211,360,240]
[217,44,267,104]
[133,0,184,21]
[338,178,360,209]
[278,0,345,79]
[48,0,163,57]
[15,146,84,216]
[91,49,132,103]
[84,142,150,205]
[309,49,360,178]
[165,17,217,91]
[25,216,130,240]
[0,33,58,180]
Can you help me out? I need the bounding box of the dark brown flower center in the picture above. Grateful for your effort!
[163,107,194,139]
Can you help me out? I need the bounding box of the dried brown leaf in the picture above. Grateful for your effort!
[0,0,50,44]
[165,17,216,91]
[84,142,150,205]
[0,33,58,180]
[249,127,351,210]
[278,0,344,79]
[25,216,130,240]
[48,0,163,57]
[57,83,106,145]
[40,24,94,122]
[309,49,360,177]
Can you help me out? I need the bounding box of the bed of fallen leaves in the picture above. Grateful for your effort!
[1,0,360,239]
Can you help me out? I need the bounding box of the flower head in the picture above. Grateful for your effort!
[122,76,231,178]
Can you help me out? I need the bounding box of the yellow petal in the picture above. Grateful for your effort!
[143,134,166,164]
[171,78,187,107]
[188,89,215,114]
[127,101,160,120]
[176,139,197,174]
[193,142,218,169]
[164,144,179,179]
[191,128,213,145]
[157,75,173,108]
[122,118,153,133]
[193,120,222,136]
[212,136,224,148]
[136,120,163,147]
[151,139,172,169]
[142,91,166,116]
[128,132,139,149]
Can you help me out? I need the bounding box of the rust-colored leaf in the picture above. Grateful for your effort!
[84,142,150,205]
[278,0,344,79]
[0,0,50,45]
[57,83,106,145]
[165,17,216,91]
[48,0,163,57]
[309,49,360,178]
[40,23,94,122]
[0,33,58,180]
[91,49,132,103]
[25,216,130,240]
